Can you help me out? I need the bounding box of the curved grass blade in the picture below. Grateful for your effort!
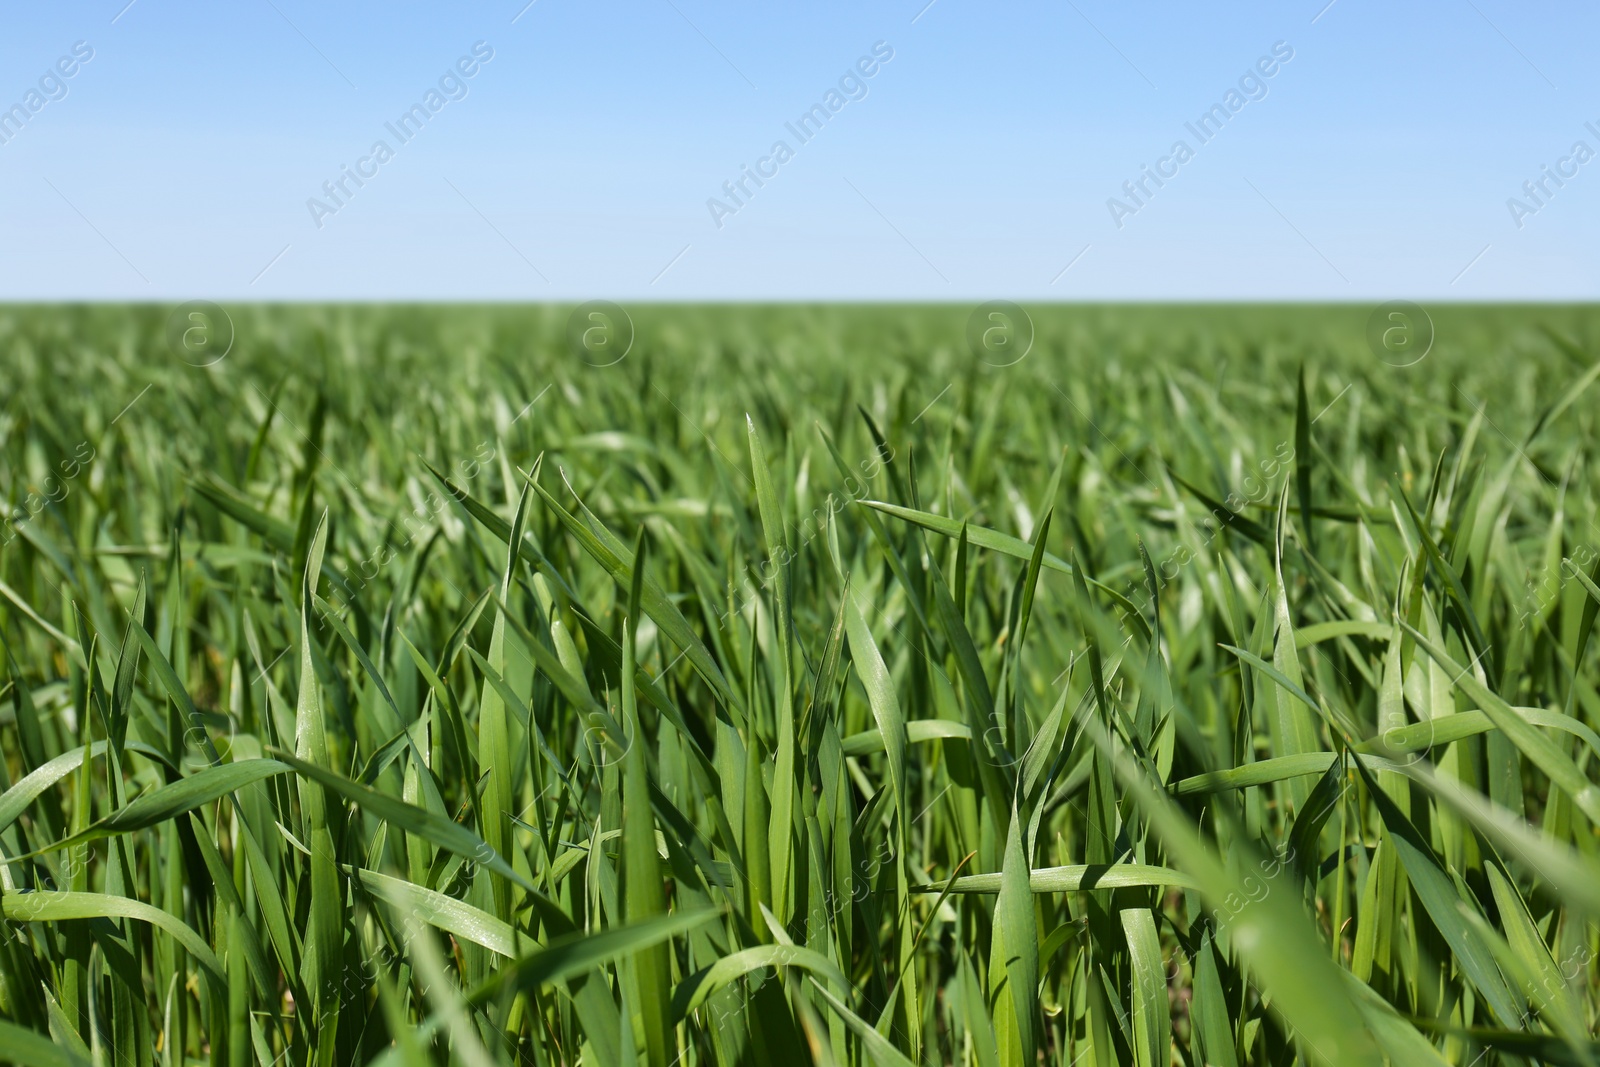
[0,1019,93,1067]
[466,908,720,1005]
[1400,620,1600,826]
[807,979,918,1067]
[3,891,224,988]
[521,468,739,712]
[672,943,847,1020]
[916,862,1200,895]
[1348,751,1523,1025]
[1081,711,1384,1066]
[862,500,1150,642]
[0,742,106,836]
[266,748,536,895]
[353,868,524,958]
[35,759,290,853]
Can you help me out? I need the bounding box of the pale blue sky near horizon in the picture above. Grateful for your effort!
[1,1,1596,301]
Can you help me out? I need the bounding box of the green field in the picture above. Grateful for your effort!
[2,303,1599,1066]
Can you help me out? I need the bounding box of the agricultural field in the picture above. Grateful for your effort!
[2,302,1600,1066]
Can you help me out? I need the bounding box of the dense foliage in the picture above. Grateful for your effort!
[2,304,1599,1066]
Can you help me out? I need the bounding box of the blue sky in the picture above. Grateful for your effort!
[1,1,1595,300]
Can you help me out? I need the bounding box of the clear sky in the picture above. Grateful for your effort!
[2,1,1596,300]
